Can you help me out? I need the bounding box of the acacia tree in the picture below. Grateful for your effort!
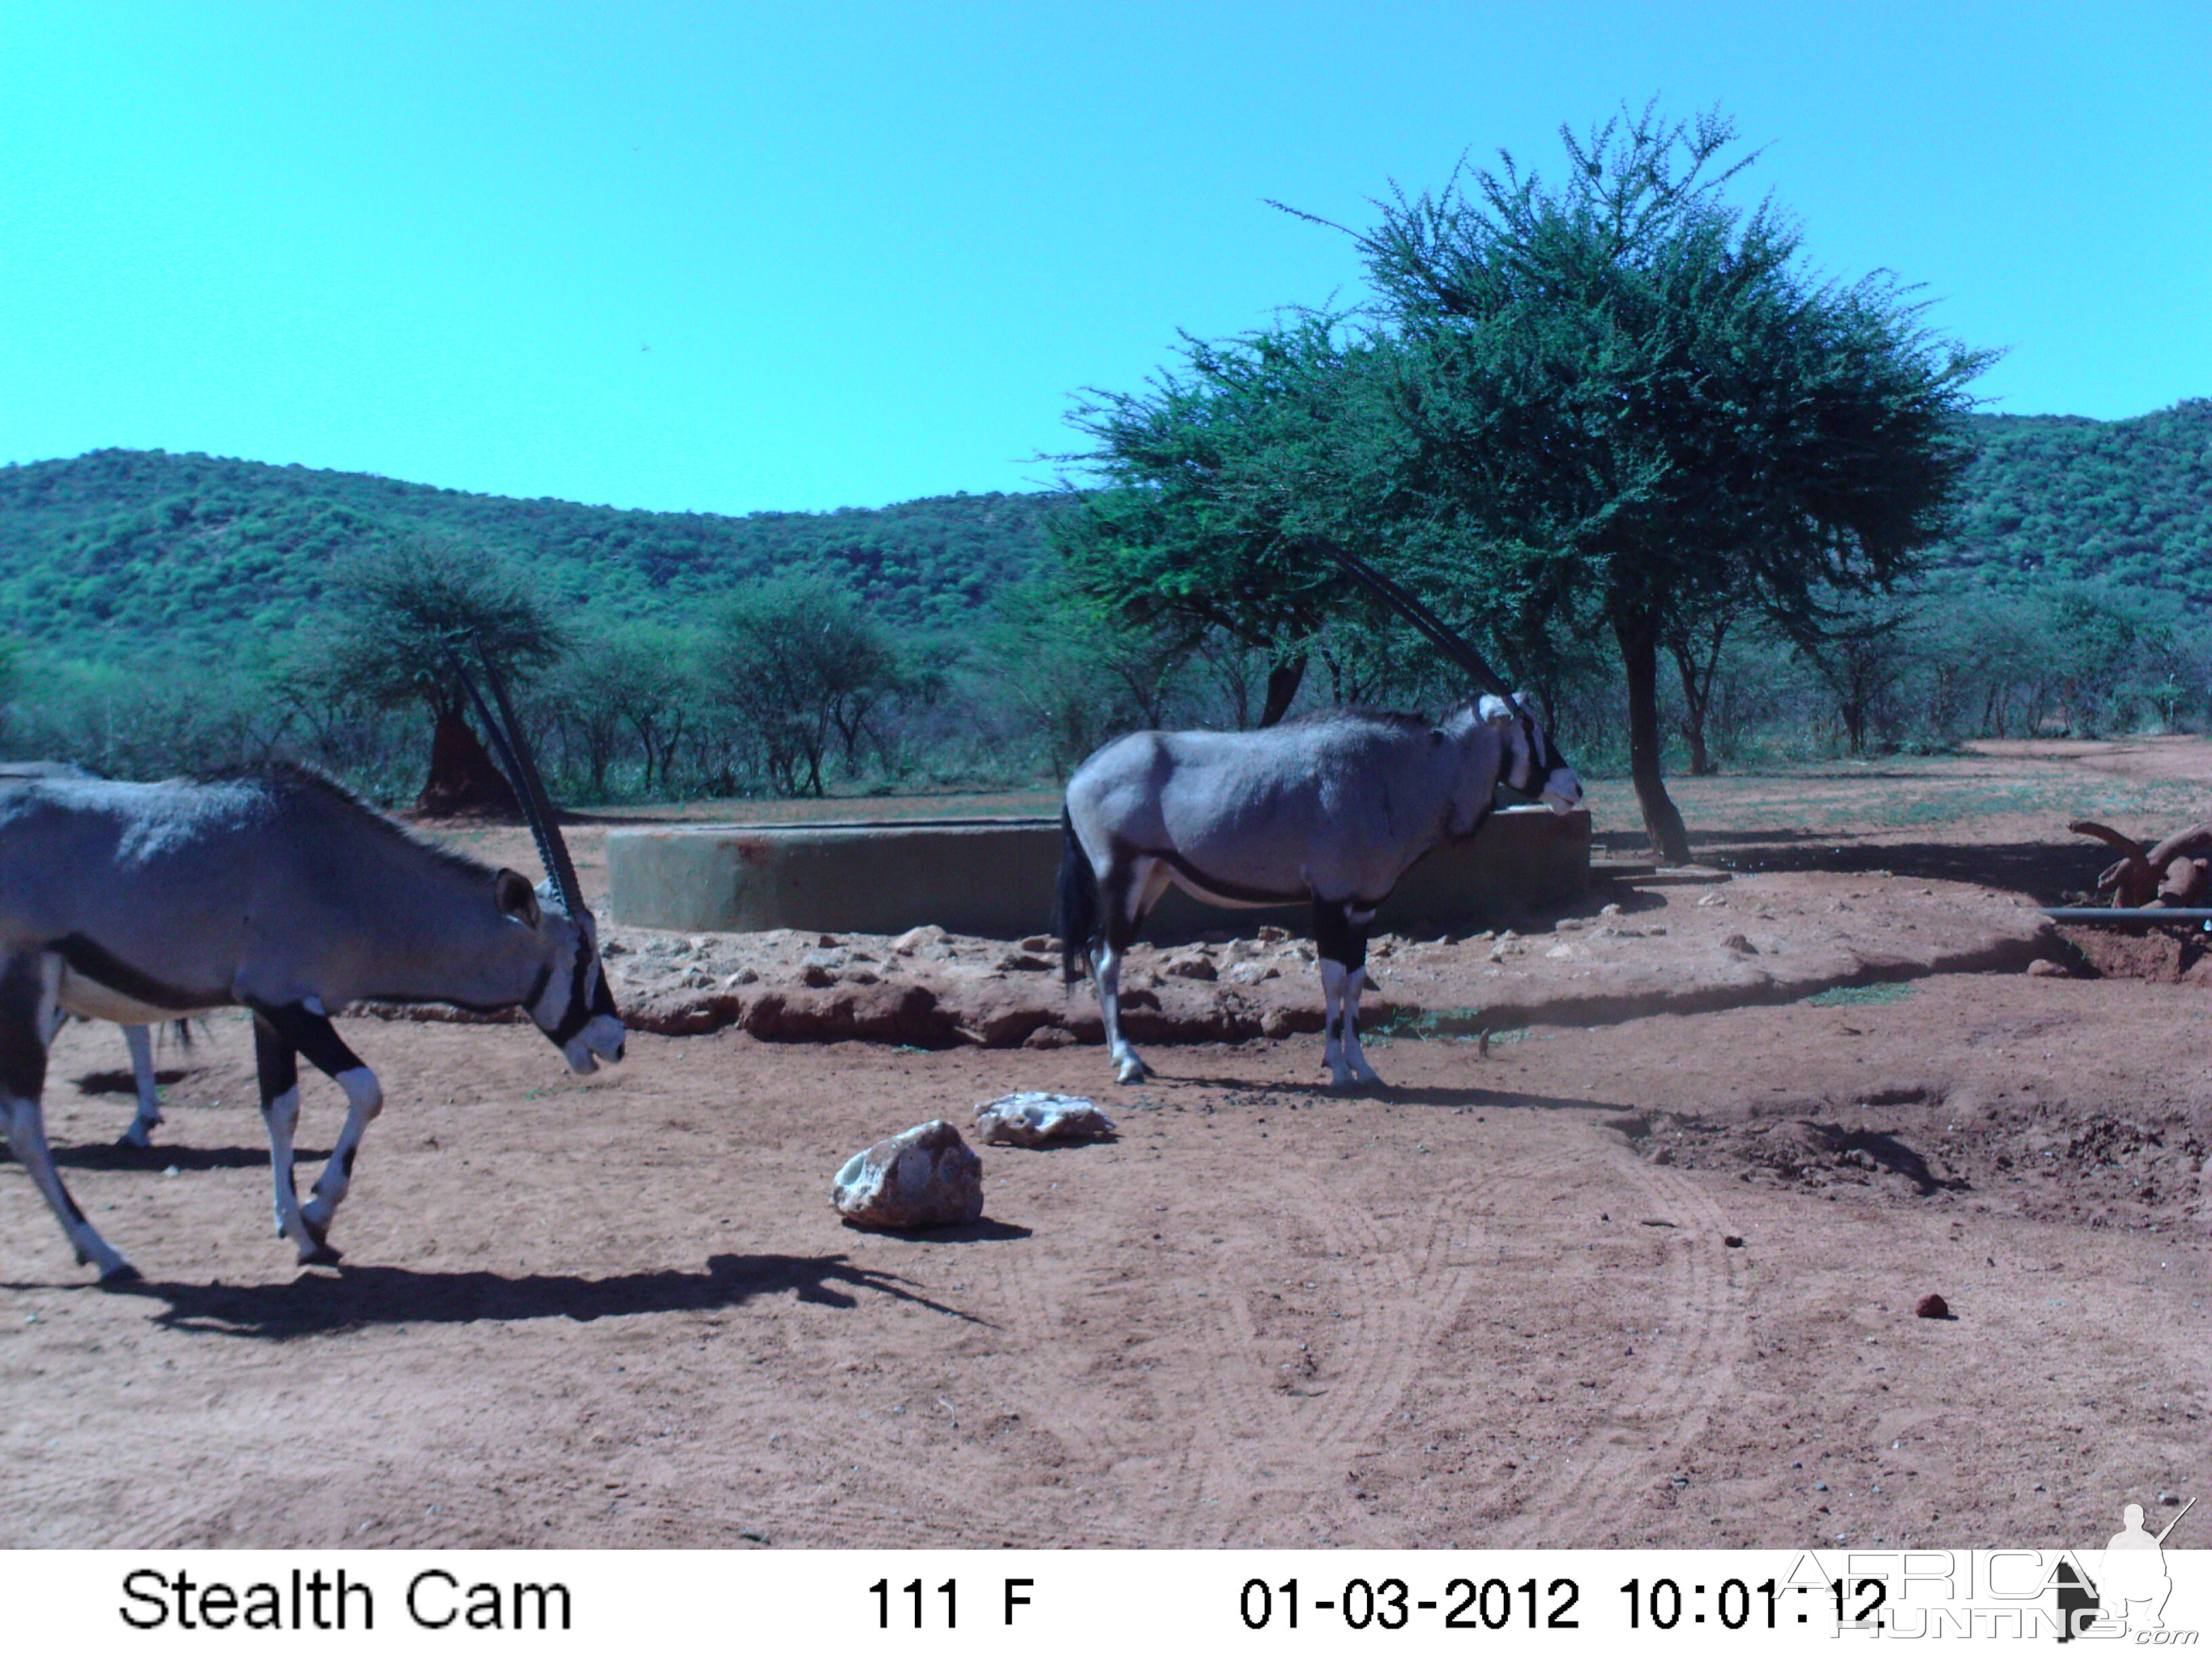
[1334,102,1990,858]
[1055,315,1398,726]
[303,537,567,816]
[708,573,902,796]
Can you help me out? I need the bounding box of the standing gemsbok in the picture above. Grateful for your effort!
[0,659,623,1284]
[1058,540,1582,1088]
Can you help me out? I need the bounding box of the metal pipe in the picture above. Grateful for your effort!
[2039,907,2212,926]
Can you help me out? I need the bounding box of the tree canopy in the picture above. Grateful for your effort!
[1062,101,1992,855]
[1334,102,1992,855]
[296,536,567,815]
[1052,315,1401,724]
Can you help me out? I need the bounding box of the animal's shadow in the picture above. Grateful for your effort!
[1,1142,327,1172]
[73,1065,199,1097]
[107,1252,994,1338]
[45,1141,329,1185]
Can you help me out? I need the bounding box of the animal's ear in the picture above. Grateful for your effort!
[494,867,542,926]
[1513,689,1545,724]
[1477,693,1514,728]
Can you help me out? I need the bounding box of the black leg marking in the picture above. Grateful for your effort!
[250,1000,376,1265]
[0,956,49,1103]
[252,1015,300,1101]
[255,1002,367,1082]
[1311,899,1372,975]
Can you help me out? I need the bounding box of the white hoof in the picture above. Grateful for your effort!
[1114,1056,1151,1084]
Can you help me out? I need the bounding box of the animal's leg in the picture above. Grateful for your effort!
[1,954,136,1282]
[1313,900,1382,1088]
[262,1003,382,1251]
[251,1014,328,1264]
[1093,854,1169,1085]
[121,1025,162,1148]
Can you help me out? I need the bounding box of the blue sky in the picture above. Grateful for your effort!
[3,1,2207,516]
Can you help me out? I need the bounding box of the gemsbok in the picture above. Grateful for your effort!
[1058,540,1582,1088]
[0,655,623,1283]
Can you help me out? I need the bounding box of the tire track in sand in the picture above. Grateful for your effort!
[1169,1161,1496,1545]
[1485,1141,1755,1546]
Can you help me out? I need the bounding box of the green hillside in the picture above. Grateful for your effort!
[1927,398,2212,600]
[0,447,1067,665]
[3,400,2208,670]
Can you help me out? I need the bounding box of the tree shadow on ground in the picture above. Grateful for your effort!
[1158,1074,1626,1113]
[1684,832,2105,903]
[105,1252,991,1338]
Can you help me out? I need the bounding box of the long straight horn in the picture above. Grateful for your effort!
[443,642,590,921]
[1298,535,1521,706]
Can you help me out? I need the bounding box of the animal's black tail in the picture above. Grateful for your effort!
[1056,806,1098,985]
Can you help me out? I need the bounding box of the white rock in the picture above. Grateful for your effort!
[973,1092,1117,1147]
[892,924,948,956]
[831,1120,984,1228]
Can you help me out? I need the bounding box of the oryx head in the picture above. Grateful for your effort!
[493,868,626,1076]
[1307,537,1584,817]
[453,640,628,1076]
[1479,691,1584,814]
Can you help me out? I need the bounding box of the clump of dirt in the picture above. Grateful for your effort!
[2051,922,2212,983]
[1614,1094,2207,1233]
[1612,1109,1968,1199]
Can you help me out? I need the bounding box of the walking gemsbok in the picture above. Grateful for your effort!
[0,653,623,1282]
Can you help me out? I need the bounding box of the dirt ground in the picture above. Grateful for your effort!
[3,739,2207,1550]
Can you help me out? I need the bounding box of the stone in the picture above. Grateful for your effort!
[1914,1293,1953,1320]
[1162,952,1216,981]
[2026,958,2069,977]
[891,924,948,956]
[974,1092,1117,1147]
[1020,935,1054,953]
[831,1120,983,1229]
[1721,933,1757,955]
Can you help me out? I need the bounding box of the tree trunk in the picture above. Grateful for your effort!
[1256,655,1307,729]
[1668,620,1727,777]
[415,703,524,820]
[1616,609,1692,863]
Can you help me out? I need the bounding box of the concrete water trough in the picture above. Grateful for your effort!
[606,805,1591,939]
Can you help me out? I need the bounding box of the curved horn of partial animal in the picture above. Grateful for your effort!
[1299,536,1521,707]
[444,640,590,921]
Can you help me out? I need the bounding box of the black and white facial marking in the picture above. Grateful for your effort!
[494,872,624,1076]
[1479,693,1583,813]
